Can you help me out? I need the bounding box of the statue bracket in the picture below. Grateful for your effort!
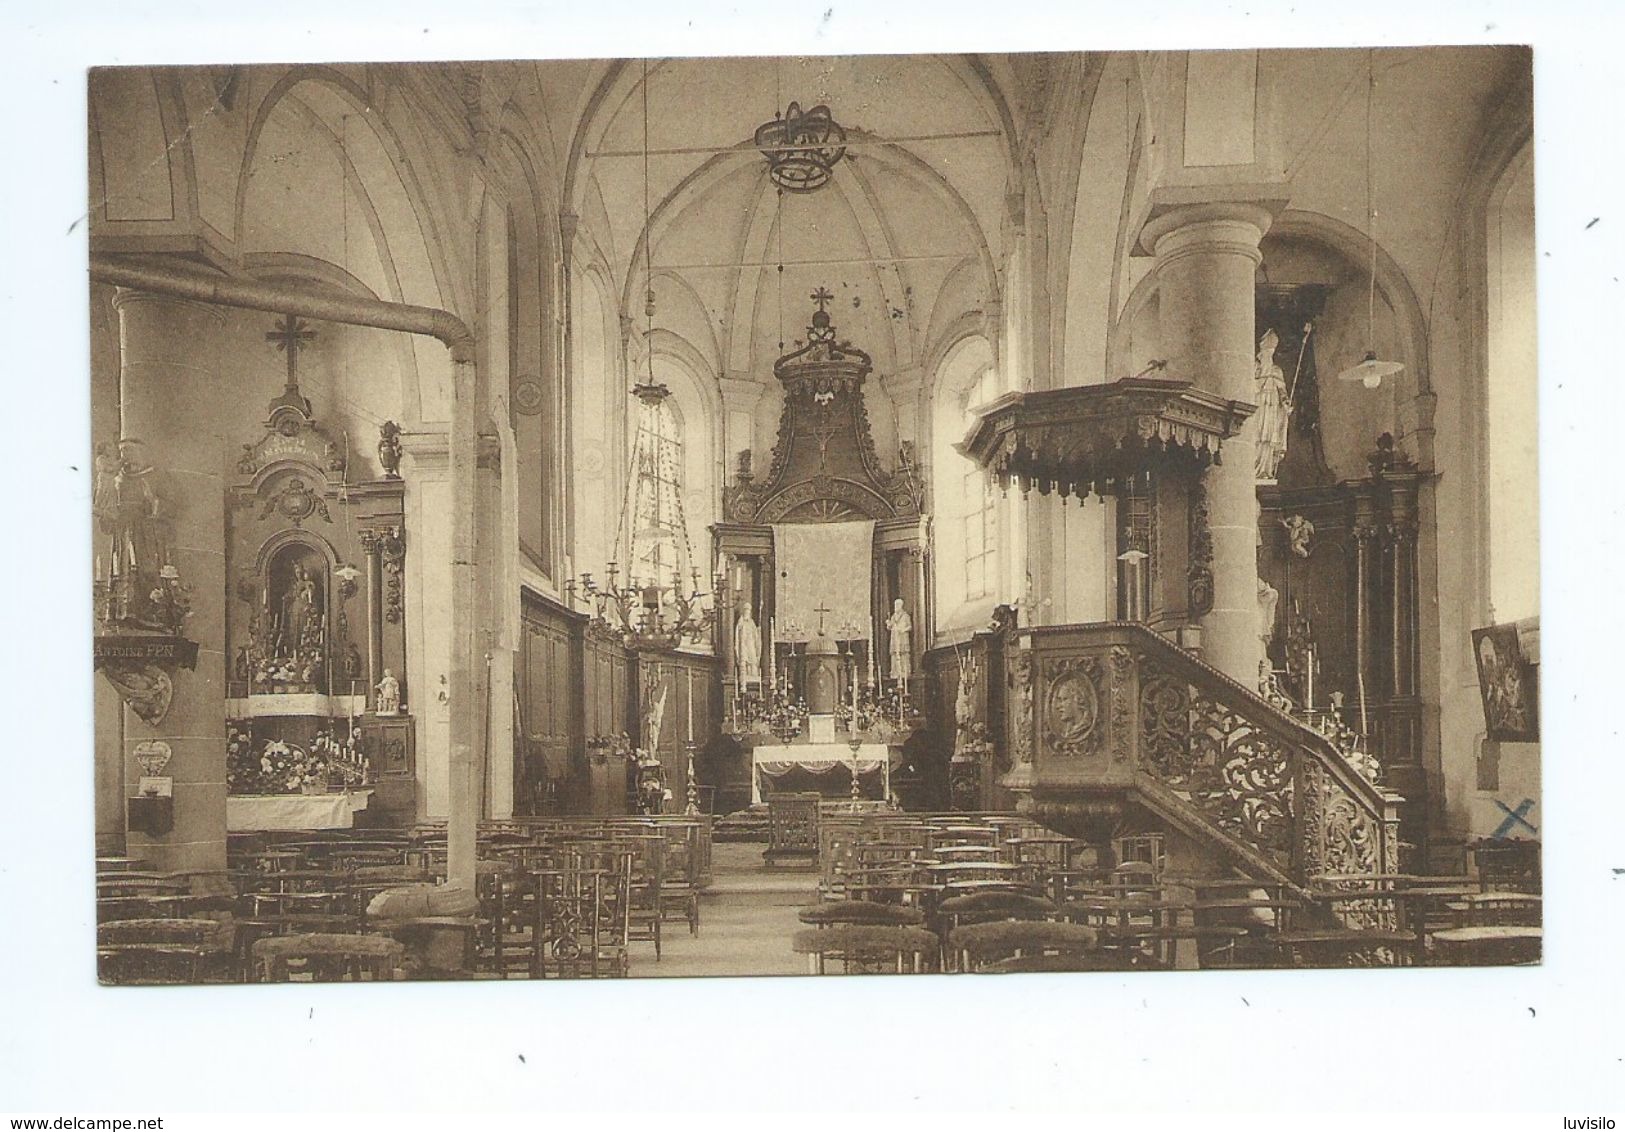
[94,634,199,727]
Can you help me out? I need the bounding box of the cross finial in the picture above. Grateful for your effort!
[810,286,834,313]
[266,314,316,393]
[813,602,832,634]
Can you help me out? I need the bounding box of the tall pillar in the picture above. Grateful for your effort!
[359,528,383,703]
[113,290,228,873]
[1142,203,1273,683]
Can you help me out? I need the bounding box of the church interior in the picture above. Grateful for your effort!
[87,46,1541,982]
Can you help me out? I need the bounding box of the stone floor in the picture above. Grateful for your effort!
[627,841,817,979]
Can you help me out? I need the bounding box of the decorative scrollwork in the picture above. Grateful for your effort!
[379,527,406,624]
[1151,690,1296,863]
[1009,649,1034,766]
[1188,477,1214,617]
[1108,646,1135,761]
[258,476,331,527]
[1139,672,1191,778]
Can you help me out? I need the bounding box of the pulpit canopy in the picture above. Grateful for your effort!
[957,376,1255,500]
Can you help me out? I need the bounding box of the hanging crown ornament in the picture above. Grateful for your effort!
[754,102,848,193]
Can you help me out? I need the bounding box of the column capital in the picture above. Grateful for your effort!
[110,285,227,325]
[1135,191,1288,258]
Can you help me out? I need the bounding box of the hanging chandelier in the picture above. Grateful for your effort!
[754,101,847,193]
[568,377,717,650]
[1337,48,1405,390]
[566,58,716,651]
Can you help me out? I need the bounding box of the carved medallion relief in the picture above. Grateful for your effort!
[1041,655,1105,760]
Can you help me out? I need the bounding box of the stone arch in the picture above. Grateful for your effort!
[235,68,457,425]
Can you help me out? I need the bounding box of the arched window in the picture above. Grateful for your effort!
[959,366,1002,601]
[930,335,1000,629]
[570,264,618,581]
[628,391,687,592]
[1484,140,1538,623]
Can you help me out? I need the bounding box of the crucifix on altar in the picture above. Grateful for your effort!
[711,287,927,794]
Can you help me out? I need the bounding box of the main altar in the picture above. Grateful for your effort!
[712,291,926,805]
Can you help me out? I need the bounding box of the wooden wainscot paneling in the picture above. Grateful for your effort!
[517,589,582,816]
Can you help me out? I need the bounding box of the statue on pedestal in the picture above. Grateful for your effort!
[1254,329,1291,483]
[735,602,763,688]
[375,669,401,715]
[886,597,913,683]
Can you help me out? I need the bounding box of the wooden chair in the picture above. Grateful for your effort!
[98,918,234,984]
[624,835,666,960]
[1431,925,1542,966]
[975,951,1129,974]
[791,925,940,974]
[1451,892,1542,928]
[763,793,821,869]
[252,932,406,982]
[948,920,1100,972]
[1272,928,1417,968]
[1112,833,1167,876]
[532,866,631,978]
[798,902,926,928]
[475,861,535,979]
[1472,840,1541,894]
[654,821,703,936]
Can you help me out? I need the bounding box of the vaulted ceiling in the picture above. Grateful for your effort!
[560,54,1020,382]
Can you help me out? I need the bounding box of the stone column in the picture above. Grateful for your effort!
[112,290,228,873]
[1141,203,1273,684]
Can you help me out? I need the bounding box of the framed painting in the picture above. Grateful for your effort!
[1472,623,1540,743]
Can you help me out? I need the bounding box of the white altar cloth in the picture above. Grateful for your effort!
[227,790,373,832]
[752,743,890,805]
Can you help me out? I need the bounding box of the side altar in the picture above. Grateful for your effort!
[711,293,927,805]
[220,317,416,827]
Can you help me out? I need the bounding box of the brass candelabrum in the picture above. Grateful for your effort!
[565,563,718,650]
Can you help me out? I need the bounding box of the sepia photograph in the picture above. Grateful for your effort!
[17,0,1625,1119]
[84,43,1542,985]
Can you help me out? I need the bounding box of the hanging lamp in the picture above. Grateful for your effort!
[1338,48,1405,390]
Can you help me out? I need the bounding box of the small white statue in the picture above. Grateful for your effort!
[1258,578,1280,647]
[1253,328,1291,483]
[886,598,913,682]
[375,669,401,716]
[735,602,763,688]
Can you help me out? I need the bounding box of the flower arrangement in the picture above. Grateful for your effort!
[583,731,633,767]
[225,720,371,795]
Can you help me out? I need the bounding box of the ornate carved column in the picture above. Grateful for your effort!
[1351,510,1378,735]
[358,527,383,705]
[1141,203,1274,683]
[110,289,227,872]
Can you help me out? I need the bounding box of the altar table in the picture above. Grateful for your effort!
[227,790,373,832]
[752,743,889,805]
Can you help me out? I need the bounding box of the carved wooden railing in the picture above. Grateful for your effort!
[1006,623,1400,892]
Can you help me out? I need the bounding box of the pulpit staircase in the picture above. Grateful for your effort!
[1010,623,1401,907]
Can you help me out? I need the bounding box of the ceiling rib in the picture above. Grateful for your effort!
[647,252,974,271]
